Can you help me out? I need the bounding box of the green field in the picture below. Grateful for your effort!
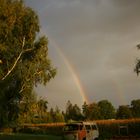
[0,134,62,140]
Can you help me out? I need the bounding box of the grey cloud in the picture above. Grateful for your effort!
[42,0,140,54]
[109,0,140,7]
[26,0,140,37]
[25,0,140,109]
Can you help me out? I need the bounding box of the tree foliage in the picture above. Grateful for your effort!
[82,101,88,119]
[87,103,101,120]
[98,100,115,119]
[131,99,140,118]
[49,107,65,123]
[65,100,83,121]
[134,44,140,75]
[17,91,37,124]
[0,0,56,126]
[116,105,132,119]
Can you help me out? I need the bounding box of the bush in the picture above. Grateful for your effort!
[18,125,64,136]
[98,123,118,139]
[97,120,140,139]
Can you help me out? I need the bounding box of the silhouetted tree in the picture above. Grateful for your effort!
[116,105,132,119]
[82,101,88,120]
[131,99,140,118]
[134,44,140,75]
[98,100,116,119]
[65,101,83,121]
[71,104,83,121]
[65,100,73,121]
[87,103,101,120]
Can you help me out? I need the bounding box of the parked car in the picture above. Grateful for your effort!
[83,122,99,140]
[63,121,99,140]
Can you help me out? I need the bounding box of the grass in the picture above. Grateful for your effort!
[0,134,62,140]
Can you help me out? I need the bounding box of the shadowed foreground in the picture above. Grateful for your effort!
[107,136,140,140]
[0,134,62,140]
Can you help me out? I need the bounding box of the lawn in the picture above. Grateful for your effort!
[0,134,62,140]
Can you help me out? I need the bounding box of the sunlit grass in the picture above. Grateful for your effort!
[22,118,140,127]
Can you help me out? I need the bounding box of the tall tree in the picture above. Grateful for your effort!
[37,98,48,120]
[82,101,88,119]
[98,100,116,119]
[18,91,37,124]
[134,44,140,75]
[65,100,73,121]
[71,104,83,121]
[87,103,101,120]
[0,0,56,126]
[131,99,140,118]
[54,106,65,122]
[116,105,132,119]
[65,101,83,121]
[49,107,65,123]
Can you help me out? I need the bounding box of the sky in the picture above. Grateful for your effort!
[25,0,140,110]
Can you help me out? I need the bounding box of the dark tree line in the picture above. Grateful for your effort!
[64,99,140,122]
[9,98,140,124]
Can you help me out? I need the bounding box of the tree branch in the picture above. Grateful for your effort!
[1,37,25,80]
[19,83,26,93]
[34,70,43,76]
[23,48,34,53]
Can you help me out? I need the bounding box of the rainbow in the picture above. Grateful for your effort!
[110,72,127,106]
[37,4,89,104]
[49,39,89,104]
[49,39,127,106]
[38,6,127,106]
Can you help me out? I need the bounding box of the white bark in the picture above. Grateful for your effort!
[1,37,34,81]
